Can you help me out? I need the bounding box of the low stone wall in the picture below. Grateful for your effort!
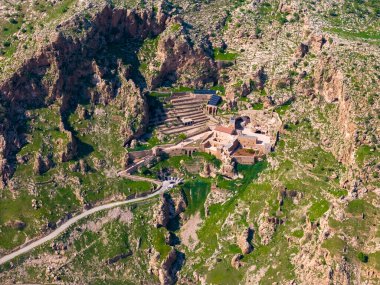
[162,147,183,157]
[160,146,200,157]
[233,155,257,165]
[129,150,153,160]
[188,126,210,137]
[125,156,156,174]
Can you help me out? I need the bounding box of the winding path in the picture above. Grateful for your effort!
[0,136,193,266]
[0,177,180,266]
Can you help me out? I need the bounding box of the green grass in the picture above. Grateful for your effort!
[210,85,225,94]
[292,229,304,238]
[252,102,263,110]
[275,101,292,116]
[170,86,194,92]
[207,258,244,284]
[149,91,171,98]
[308,200,329,223]
[127,135,162,151]
[170,23,181,32]
[368,251,380,271]
[356,145,380,166]
[182,178,211,217]
[347,199,367,215]
[45,0,75,21]
[0,102,155,250]
[0,15,23,42]
[328,188,348,198]
[193,152,221,168]
[138,36,160,74]
[213,48,238,61]
[325,27,380,41]
[151,227,172,259]
[322,235,346,257]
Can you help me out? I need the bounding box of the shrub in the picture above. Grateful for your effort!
[279,16,288,25]
[9,18,18,24]
[3,41,11,47]
[293,13,300,22]
[255,26,262,37]
[178,133,187,141]
[277,81,288,89]
[357,252,368,263]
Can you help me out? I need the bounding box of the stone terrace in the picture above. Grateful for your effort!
[149,93,211,137]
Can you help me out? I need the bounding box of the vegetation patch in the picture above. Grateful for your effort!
[213,48,238,61]
[356,145,380,166]
[347,199,367,215]
[308,200,329,223]
[322,236,346,257]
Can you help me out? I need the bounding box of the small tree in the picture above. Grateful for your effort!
[178,133,187,141]
[357,252,368,263]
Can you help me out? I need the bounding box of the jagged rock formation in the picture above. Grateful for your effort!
[0,3,217,189]
[154,191,187,229]
[237,227,253,255]
[148,18,217,88]
[231,253,244,269]
[258,211,282,246]
[158,248,180,285]
[149,248,184,285]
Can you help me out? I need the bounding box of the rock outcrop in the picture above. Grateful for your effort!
[0,4,217,189]
[149,248,183,285]
[231,253,244,269]
[149,19,217,88]
[237,227,253,254]
[158,249,179,285]
[258,212,283,245]
[154,192,187,229]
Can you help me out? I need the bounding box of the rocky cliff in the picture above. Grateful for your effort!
[0,3,217,188]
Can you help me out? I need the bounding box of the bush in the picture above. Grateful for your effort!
[178,133,187,141]
[357,252,368,263]
[255,26,262,37]
[9,18,18,24]
[3,41,11,47]
[279,16,288,25]
[277,81,288,89]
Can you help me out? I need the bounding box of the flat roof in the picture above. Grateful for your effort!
[232,148,257,156]
[215,125,236,135]
[238,134,257,139]
[194,89,217,95]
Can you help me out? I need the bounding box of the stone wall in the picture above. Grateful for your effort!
[233,155,257,165]
[128,150,153,160]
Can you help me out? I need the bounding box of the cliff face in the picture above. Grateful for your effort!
[150,19,217,88]
[313,55,356,165]
[0,4,217,188]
